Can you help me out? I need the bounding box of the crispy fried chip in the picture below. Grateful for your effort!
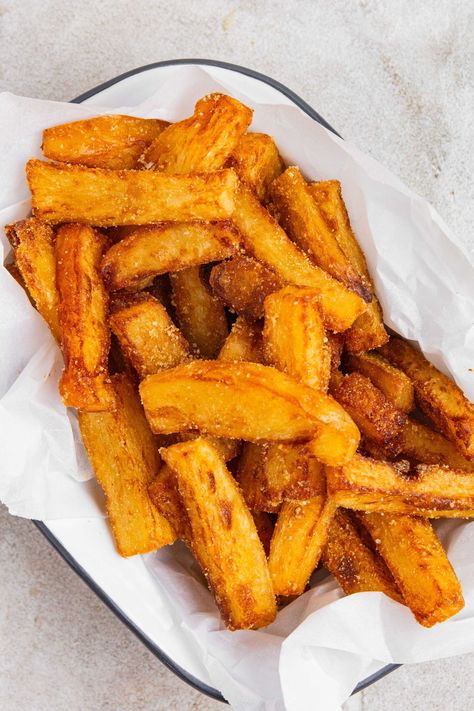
[27,160,238,226]
[345,351,415,413]
[218,316,264,363]
[161,438,276,630]
[226,132,284,201]
[178,433,240,462]
[398,419,474,471]
[148,464,190,541]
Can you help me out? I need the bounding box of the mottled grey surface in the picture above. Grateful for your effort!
[0,1,473,709]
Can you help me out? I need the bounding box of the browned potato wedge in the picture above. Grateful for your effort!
[140,360,360,465]
[210,255,282,321]
[79,374,176,556]
[161,438,276,630]
[218,316,264,363]
[109,293,190,378]
[140,93,252,172]
[345,351,415,413]
[322,509,402,601]
[398,419,474,471]
[56,223,114,411]
[268,497,336,596]
[178,433,240,462]
[251,511,275,557]
[359,513,464,626]
[170,266,228,358]
[263,287,331,391]
[380,337,474,458]
[232,185,367,332]
[148,464,190,541]
[272,167,371,301]
[42,115,169,169]
[309,180,388,352]
[326,453,474,517]
[226,133,284,201]
[102,221,239,292]
[5,218,60,341]
[26,160,238,226]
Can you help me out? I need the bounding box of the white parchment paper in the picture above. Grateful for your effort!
[1,65,473,711]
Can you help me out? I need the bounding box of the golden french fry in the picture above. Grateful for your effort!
[359,513,464,626]
[272,167,371,302]
[308,180,388,352]
[79,374,176,556]
[148,464,190,541]
[322,509,402,601]
[139,360,360,465]
[398,419,474,471]
[218,316,264,363]
[380,337,474,458]
[251,511,275,557]
[178,433,240,462]
[5,218,60,341]
[109,293,190,378]
[345,351,415,413]
[161,438,276,630]
[42,115,169,169]
[210,255,282,321]
[102,221,239,292]
[263,287,331,391]
[139,93,252,172]
[226,132,284,201]
[26,160,238,226]
[232,185,367,332]
[236,443,280,513]
[326,453,474,517]
[170,266,229,358]
[268,497,336,596]
[327,333,345,373]
[56,223,114,411]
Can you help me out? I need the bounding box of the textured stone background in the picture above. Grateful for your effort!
[1,1,473,709]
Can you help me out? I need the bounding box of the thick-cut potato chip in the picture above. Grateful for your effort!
[56,223,114,411]
[232,185,367,332]
[263,287,331,391]
[102,221,239,292]
[5,218,60,341]
[360,513,464,626]
[218,316,264,363]
[170,266,228,358]
[327,333,345,373]
[322,509,402,601]
[109,293,190,378]
[161,438,276,630]
[398,419,474,471]
[140,360,360,465]
[226,132,284,201]
[210,255,282,321]
[27,160,238,226]
[309,180,388,352]
[148,464,190,541]
[272,167,371,301]
[178,433,240,462]
[380,337,474,458]
[345,351,415,413]
[79,374,176,556]
[326,453,474,517]
[42,115,169,169]
[140,93,252,172]
[268,497,336,596]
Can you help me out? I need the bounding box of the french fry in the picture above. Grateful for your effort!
[236,443,278,512]
[139,93,252,172]
[326,453,474,517]
[398,419,474,471]
[232,185,367,332]
[56,223,114,411]
[251,511,275,557]
[210,255,282,321]
[26,160,238,226]
[148,464,190,541]
[109,293,190,378]
[5,218,60,341]
[380,337,474,458]
[170,266,229,357]
[331,372,406,449]
[327,333,345,373]
[42,115,169,169]
[161,438,276,630]
[345,351,415,413]
[178,433,240,462]
[102,221,239,292]
[359,513,464,626]
[139,360,360,465]
[271,167,371,301]
[218,316,264,363]
[268,497,336,596]
[78,374,176,556]
[263,287,331,391]
[308,180,388,352]
[226,132,284,201]
[322,509,402,601]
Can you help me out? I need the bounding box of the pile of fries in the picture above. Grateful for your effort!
[7,92,474,632]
